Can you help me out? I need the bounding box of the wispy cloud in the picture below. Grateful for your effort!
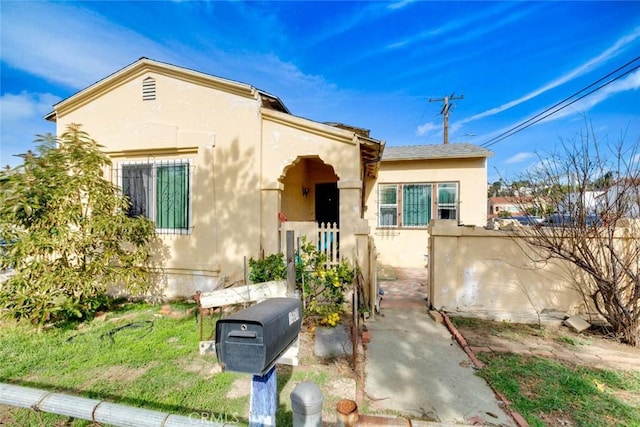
[387,0,417,11]
[420,3,539,52]
[308,2,413,46]
[480,67,640,142]
[0,1,349,163]
[554,68,640,118]
[505,152,536,165]
[373,2,527,60]
[226,52,342,117]
[0,1,341,114]
[0,92,60,166]
[461,26,640,125]
[0,92,60,123]
[416,121,440,137]
[1,2,181,89]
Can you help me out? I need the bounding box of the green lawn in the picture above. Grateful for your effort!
[450,317,640,426]
[0,302,248,426]
[478,352,640,427]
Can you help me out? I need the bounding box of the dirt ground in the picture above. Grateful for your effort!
[450,317,640,372]
[191,325,357,424]
[294,330,357,418]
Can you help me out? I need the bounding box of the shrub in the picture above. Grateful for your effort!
[295,237,354,324]
[247,237,355,326]
[248,253,286,283]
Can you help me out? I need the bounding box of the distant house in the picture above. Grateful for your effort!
[597,179,640,219]
[488,196,527,217]
[44,57,493,294]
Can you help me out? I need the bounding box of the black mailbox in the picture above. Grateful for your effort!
[215,297,302,376]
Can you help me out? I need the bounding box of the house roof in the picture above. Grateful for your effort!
[325,122,371,138]
[489,197,520,205]
[44,57,386,175]
[381,143,493,161]
[45,57,291,121]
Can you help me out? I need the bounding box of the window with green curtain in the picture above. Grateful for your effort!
[403,184,432,226]
[378,184,398,227]
[156,164,189,230]
[437,183,458,220]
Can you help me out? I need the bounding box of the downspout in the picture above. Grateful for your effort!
[208,138,219,274]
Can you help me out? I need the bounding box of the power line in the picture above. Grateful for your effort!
[480,56,640,148]
[482,63,639,148]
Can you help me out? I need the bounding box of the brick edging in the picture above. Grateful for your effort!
[440,311,529,427]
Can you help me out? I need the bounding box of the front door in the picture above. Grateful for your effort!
[315,182,339,226]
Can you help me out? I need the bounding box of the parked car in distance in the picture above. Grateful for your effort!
[509,215,543,226]
[541,213,602,227]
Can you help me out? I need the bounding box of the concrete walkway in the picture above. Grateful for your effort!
[365,268,516,426]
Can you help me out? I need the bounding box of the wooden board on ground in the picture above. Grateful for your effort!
[198,280,287,308]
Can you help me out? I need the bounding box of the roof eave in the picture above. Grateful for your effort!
[51,57,260,119]
[258,91,291,114]
[382,153,492,162]
[360,137,385,178]
[44,111,57,122]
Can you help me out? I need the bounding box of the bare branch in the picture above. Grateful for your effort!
[504,120,640,346]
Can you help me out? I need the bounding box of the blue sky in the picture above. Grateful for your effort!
[1,1,639,183]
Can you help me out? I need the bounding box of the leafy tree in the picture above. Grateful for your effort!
[592,171,614,190]
[0,124,157,328]
[488,180,503,197]
[510,180,532,196]
[508,123,640,346]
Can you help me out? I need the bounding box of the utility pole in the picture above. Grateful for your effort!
[429,93,463,144]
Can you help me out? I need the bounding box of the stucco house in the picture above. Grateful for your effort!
[487,196,528,217]
[45,57,491,296]
[367,145,492,267]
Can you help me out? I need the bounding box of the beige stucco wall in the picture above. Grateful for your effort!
[260,110,363,263]
[365,157,489,268]
[56,72,265,297]
[428,221,589,321]
[54,66,367,296]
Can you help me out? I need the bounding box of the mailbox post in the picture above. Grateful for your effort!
[249,366,277,426]
[215,298,303,426]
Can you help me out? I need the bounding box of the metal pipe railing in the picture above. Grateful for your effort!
[0,383,233,427]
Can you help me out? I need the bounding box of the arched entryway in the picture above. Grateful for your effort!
[280,156,339,226]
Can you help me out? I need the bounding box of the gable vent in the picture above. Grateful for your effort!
[142,77,156,101]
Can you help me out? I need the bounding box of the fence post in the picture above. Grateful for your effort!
[354,220,373,317]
